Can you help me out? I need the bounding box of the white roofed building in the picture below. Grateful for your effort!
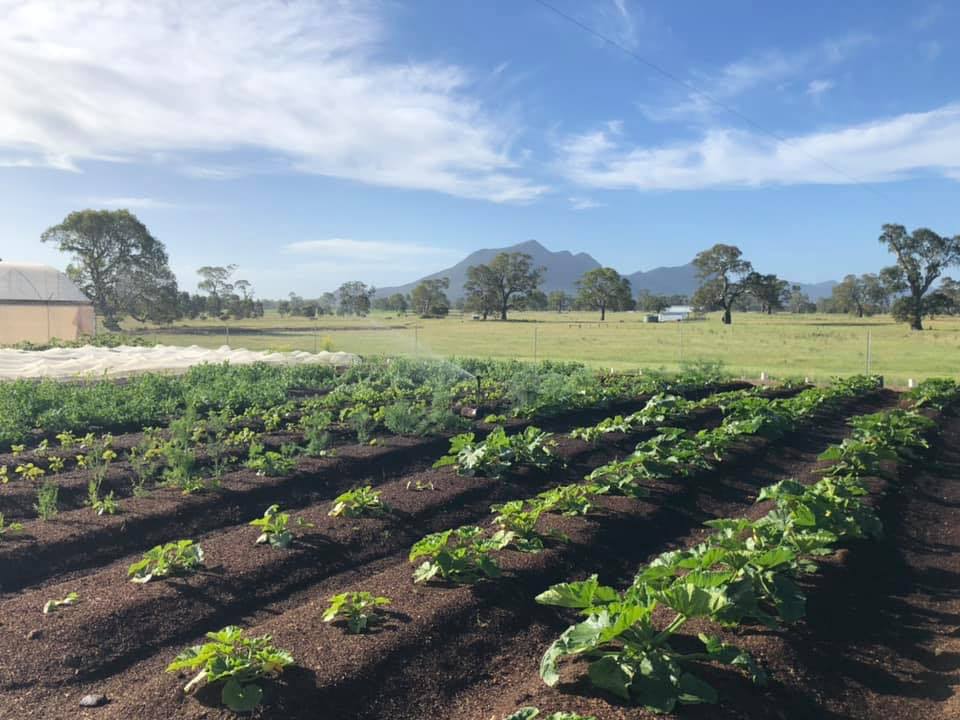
[0,262,95,345]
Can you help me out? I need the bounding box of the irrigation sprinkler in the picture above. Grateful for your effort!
[476,375,483,409]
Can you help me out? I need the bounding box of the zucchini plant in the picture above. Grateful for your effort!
[410,526,514,584]
[434,426,558,479]
[166,626,293,713]
[322,591,391,633]
[328,486,387,518]
[128,540,205,583]
[0,512,23,538]
[505,710,595,720]
[43,591,80,614]
[250,504,313,548]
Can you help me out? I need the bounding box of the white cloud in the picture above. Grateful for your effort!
[807,80,836,97]
[0,0,545,203]
[284,238,461,262]
[806,79,835,98]
[86,196,175,209]
[640,34,871,122]
[568,196,604,210]
[557,103,960,190]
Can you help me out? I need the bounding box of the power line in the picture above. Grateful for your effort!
[530,0,890,199]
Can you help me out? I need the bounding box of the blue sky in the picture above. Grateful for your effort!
[0,0,957,297]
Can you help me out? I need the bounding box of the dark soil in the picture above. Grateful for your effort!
[0,389,911,720]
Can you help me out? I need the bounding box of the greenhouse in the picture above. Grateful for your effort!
[0,261,95,344]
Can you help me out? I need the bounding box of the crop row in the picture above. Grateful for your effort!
[51,375,877,716]
[516,377,959,716]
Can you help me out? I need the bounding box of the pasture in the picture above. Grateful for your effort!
[125,310,960,387]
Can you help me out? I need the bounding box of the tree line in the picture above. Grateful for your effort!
[38,209,960,331]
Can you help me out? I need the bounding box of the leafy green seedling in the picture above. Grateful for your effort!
[322,591,391,633]
[166,626,293,713]
[328,486,387,518]
[128,540,205,583]
[250,504,312,548]
[409,526,514,584]
[43,592,80,614]
[0,512,24,538]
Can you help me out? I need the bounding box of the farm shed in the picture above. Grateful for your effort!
[658,305,693,322]
[0,261,95,345]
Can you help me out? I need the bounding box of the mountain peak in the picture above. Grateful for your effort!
[513,239,547,252]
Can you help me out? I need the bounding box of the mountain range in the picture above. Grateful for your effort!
[375,240,837,301]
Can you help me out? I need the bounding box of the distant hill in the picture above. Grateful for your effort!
[375,240,836,301]
[375,239,601,299]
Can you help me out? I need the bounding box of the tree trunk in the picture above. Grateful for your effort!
[600,304,606,321]
[767,306,773,315]
[722,307,732,324]
[500,307,508,321]
[911,301,924,331]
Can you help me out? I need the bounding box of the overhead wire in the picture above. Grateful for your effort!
[530,0,891,201]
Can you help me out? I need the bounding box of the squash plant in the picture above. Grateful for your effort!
[328,486,387,518]
[410,526,514,584]
[250,504,312,548]
[322,591,391,633]
[128,540,205,583]
[434,426,557,480]
[166,626,293,713]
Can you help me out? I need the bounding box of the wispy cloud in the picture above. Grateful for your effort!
[911,3,944,30]
[568,196,604,210]
[806,79,835,103]
[86,196,176,209]
[284,238,461,262]
[640,34,871,122]
[557,103,960,190]
[0,1,545,203]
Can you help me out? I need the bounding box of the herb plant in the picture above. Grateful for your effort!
[34,480,59,520]
[250,504,312,548]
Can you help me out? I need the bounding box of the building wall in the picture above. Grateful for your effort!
[0,304,95,344]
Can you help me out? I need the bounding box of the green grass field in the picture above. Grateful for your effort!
[124,310,960,387]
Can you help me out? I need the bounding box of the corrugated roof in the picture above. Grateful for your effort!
[0,262,92,304]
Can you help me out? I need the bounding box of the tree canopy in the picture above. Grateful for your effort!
[691,244,753,324]
[41,209,175,330]
[337,281,375,316]
[464,252,544,320]
[744,272,788,314]
[879,223,960,330]
[575,267,633,320]
[410,277,450,317]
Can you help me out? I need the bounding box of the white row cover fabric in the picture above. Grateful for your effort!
[0,262,91,304]
[0,344,359,380]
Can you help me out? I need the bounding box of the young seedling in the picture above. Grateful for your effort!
[505,710,596,720]
[322,591,391,633]
[328,486,387,518]
[43,591,80,614]
[34,480,59,521]
[87,477,119,516]
[15,463,46,482]
[128,540,205,583]
[0,512,24,538]
[406,479,435,492]
[250,505,313,548]
[409,526,514,584]
[166,626,293,713]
